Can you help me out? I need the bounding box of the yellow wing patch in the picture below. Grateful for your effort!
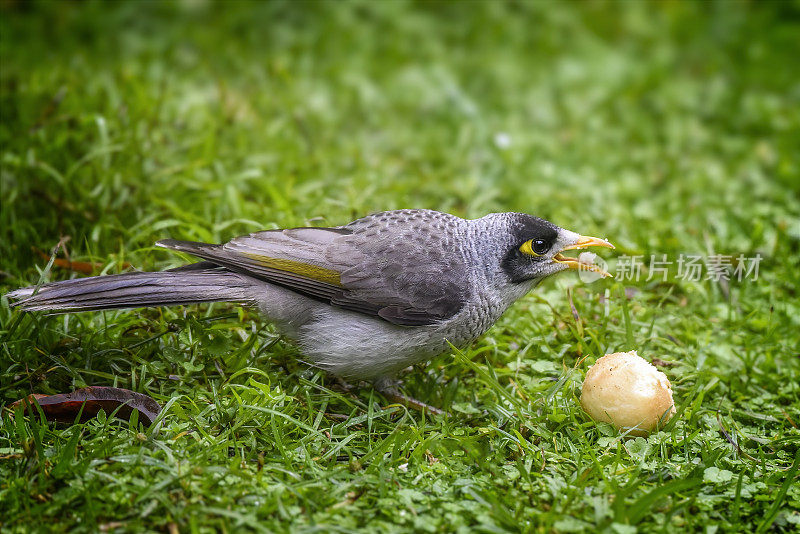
[243,253,343,286]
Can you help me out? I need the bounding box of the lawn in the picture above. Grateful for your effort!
[1,1,799,532]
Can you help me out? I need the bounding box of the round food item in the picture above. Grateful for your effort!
[581,351,676,435]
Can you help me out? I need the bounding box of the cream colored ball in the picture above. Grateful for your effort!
[581,351,676,436]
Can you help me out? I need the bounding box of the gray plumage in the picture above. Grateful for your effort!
[6,209,611,382]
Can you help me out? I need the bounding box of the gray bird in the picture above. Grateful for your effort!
[7,210,612,409]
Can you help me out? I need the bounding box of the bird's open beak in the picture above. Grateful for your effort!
[553,235,614,278]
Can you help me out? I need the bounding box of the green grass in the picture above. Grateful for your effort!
[1,1,799,532]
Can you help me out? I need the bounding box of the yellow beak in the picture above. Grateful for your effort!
[553,235,614,278]
[560,235,614,252]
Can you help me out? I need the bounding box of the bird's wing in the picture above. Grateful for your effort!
[157,211,470,326]
[157,227,349,303]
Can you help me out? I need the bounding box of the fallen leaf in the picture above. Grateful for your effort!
[651,358,677,367]
[11,387,161,426]
[33,247,131,274]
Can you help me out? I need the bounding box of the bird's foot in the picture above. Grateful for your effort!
[373,378,445,416]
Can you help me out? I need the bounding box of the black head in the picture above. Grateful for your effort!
[501,214,564,283]
[478,211,613,285]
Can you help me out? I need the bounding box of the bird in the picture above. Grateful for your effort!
[7,209,613,411]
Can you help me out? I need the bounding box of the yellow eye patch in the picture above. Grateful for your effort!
[519,240,540,257]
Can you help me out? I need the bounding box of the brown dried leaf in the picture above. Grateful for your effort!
[33,247,131,274]
[11,387,161,426]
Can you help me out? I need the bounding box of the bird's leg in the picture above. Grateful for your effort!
[373,377,445,416]
[330,375,355,393]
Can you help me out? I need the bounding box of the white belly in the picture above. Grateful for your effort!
[296,307,451,380]
[252,277,534,381]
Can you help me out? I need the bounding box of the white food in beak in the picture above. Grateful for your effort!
[581,351,676,436]
[577,251,597,266]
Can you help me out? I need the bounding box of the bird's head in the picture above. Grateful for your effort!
[485,213,614,284]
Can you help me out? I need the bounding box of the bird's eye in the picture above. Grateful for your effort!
[519,239,550,257]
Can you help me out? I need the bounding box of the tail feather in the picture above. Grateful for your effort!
[6,265,253,313]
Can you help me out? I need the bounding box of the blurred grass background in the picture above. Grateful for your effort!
[1,1,799,532]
